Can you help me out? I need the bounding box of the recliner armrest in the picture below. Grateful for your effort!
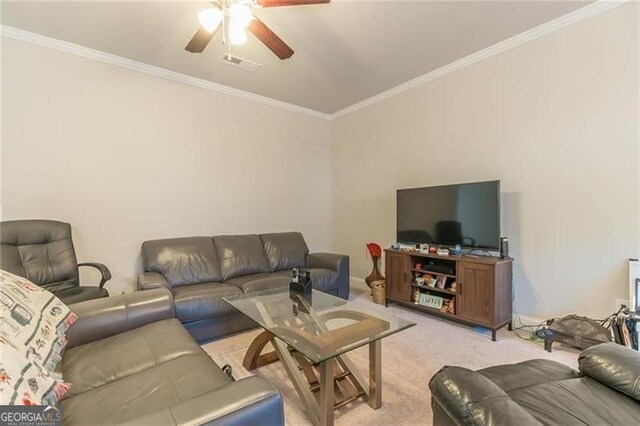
[138,271,171,291]
[120,376,284,426]
[579,342,640,401]
[67,289,175,348]
[429,366,541,425]
[306,252,350,299]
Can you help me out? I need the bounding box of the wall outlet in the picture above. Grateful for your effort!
[615,298,629,311]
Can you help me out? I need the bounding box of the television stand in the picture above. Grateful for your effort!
[384,249,513,341]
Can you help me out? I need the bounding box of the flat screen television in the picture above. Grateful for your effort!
[397,180,500,250]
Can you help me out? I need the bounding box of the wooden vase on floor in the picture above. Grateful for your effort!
[365,255,385,288]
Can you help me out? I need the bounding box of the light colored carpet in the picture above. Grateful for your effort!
[202,280,579,425]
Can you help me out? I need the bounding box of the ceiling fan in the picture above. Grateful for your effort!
[185,0,330,60]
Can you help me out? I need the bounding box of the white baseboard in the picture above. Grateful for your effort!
[512,313,546,329]
[350,276,366,285]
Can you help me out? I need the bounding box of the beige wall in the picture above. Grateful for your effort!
[331,4,639,319]
[2,39,332,294]
[2,5,638,320]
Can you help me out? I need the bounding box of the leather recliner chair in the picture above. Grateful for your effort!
[0,219,111,304]
[429,342,640,425]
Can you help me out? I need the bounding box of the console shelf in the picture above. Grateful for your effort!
[411,268,456,279]
[392,299,459,321]
[385,249,513,341]
[409,283,457,296]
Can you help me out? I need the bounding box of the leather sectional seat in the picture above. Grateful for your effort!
[138,232,349,342]
[429,343,640,425]
[61,290,283,425]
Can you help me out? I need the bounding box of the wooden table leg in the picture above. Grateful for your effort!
[244,299,389,425]
[319,358,335,426]
[243,330,277,370]
[368,340,382,409]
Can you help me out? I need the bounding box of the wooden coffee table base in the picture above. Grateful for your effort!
[243,331,382,426]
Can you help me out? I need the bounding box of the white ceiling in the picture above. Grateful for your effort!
[2,1,590,114]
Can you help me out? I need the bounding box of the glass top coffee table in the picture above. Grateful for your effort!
[224,288,415,426]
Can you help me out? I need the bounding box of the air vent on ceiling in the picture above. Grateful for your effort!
[220,54,262,73]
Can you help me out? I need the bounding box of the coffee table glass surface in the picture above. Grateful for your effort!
[224,288,415,363]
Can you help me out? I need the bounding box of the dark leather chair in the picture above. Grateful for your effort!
[0,219,111,305]
[429,343,640,425]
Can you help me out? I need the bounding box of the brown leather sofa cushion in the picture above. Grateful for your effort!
[429,366,539,425]
[62,319,200,397]
[61,353,231,425]
[214,235,270,280]
[142,237,222,286]
[579,343,640,401]
[224,269,338,294]
[260,232,309,272]
[173,283,242,322]
[506,376,640,425]
[61,291,284,426]
[479,359,580,392]
[226,272,291,293]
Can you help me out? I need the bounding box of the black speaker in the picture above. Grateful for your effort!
[500,237,509,259]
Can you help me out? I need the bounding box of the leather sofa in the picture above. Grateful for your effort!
[429,343,640,425]
[138,232,349,342]
[62,290,284,425]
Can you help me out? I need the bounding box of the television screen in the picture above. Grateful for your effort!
[397,180,500,250]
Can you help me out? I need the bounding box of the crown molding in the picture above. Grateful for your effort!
[1,0,630,121]
[329,0,631,120]
[1,25,332,121]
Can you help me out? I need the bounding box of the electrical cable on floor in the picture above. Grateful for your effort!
[510,306,628,348]
[511,320,546,345]
[512,329,544,345]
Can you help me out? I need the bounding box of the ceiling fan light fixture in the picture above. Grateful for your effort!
[198,7,223,33]
[229,21,248,45]
[229,3,253,28]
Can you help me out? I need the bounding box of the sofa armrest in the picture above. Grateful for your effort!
[429,366,541,425]
[306,252,350,299]
[579,342,640,401]
[138,271,171,291]
[120,376,284,426]
[66,289,175,348]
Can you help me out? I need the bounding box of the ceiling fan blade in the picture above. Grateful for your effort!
[185,27,219,53]
[248,18,294,60]
[257,0,330,7]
